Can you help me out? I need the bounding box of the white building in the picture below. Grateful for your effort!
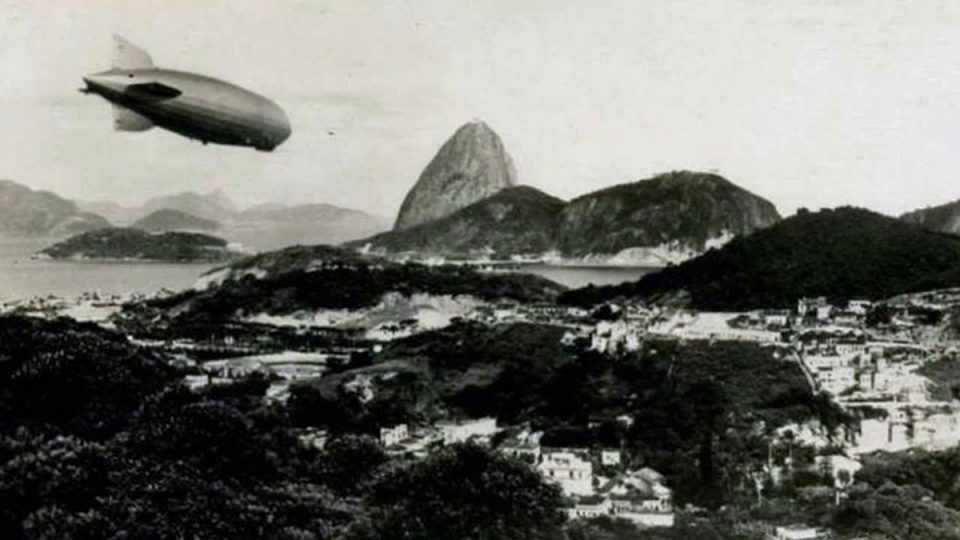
[815,366,857,394]
[379,424,409,447]
[183,374,210,391]
[501,440,542,464]
[798,297,828,316]
[814,454,862,486]
[539,449,594,496]
[848,300,872,315]
[567,496,611,520]
[603,468,674,527]
[804,354,851,370]
[438,417,498,445]
[764,311,791,327]
[770,525,827,540]
[601,449,622,467]
[297,428,328,451]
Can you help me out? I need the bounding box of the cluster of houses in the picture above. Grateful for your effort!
[590,320,642,354]
[0,291,135,322]
[498,429,674,527]
[792,327,960,454]
[649,311,782,343]
[182,352,336,402]
[376,417,500,458]
[370,418,676,528]
[466,301,588,327]
[845,404,960,455]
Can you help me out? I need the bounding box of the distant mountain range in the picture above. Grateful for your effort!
[353,171,781,265]
[0,179,387,249]
[142,189,239,222]
[230,203,390,251]
[0,180,110,237]
[78,190,238,224]
[132,209,220,233]
[559,206,960,310]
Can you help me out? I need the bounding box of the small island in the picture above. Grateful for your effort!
[36,227,246,263]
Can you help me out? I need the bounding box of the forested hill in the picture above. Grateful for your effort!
[560,207,960,310]
[353,171,780,263]
[38,228,242,263]
[290,321,841,507]
[349,186,564,257]
[138,245,565,323]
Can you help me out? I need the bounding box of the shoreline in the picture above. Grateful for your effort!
[28,255,231,265]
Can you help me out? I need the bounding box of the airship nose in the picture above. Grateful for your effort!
[82,72,127,95]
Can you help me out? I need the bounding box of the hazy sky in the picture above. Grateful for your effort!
[3,0,960,219]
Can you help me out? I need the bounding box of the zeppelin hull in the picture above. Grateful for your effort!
[83,68,291,151]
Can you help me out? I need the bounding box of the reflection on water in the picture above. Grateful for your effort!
[510,264,656,289]
[0,239,217,301]
[0,240,656,301]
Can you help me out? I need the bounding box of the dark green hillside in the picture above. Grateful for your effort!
[289,323,576,431]
[349,186,563,257]
[560,207,960,310]
[555,171,781,256]
[290,321,840,507]
[141,245,564,323]
[0,316,176,437]
[352,171,780,260]
[0,316,567,538]
[38,227,241,263]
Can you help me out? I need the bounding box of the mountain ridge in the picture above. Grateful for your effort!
[132,209,220,232]
[353,186,564,258]
[0,180,110,237]
[900,198,960,234]
[79,190,389,251]
[354,171,781,264]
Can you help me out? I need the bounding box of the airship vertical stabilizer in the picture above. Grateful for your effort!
[113,35,153,70]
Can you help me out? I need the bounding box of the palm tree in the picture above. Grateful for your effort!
[835,468,853,506]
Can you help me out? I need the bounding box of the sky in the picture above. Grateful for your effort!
[3,0,960,220]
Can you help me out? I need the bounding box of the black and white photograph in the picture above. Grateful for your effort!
[3,1,960,538]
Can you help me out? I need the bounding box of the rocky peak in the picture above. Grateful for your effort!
[394,120,517,230]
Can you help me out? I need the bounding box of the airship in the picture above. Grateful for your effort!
[81,36,291,151]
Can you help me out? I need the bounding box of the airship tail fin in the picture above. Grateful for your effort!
[112,105,154,132]
[112,35,154,70]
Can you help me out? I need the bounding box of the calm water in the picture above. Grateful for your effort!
[0,240,654,301]
[0,240,217,301]
[509,264,655,289]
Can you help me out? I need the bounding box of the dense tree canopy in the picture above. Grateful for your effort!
[560,207,960,310]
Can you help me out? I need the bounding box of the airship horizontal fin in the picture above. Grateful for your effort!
[112,105,153,132]
[113,35,154,70]
[126,82,182,99]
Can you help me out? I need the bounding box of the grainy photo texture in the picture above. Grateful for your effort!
[2,2,959,539]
